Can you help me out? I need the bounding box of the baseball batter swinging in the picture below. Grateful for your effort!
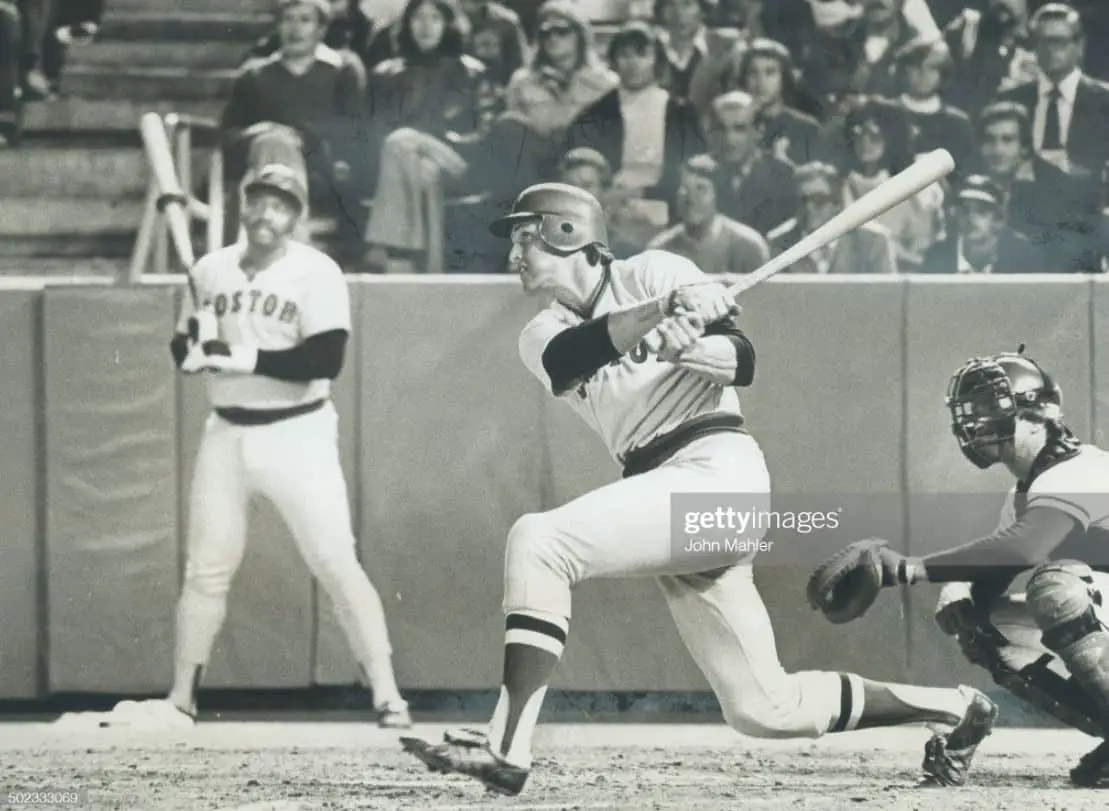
[401,183,998,796]
[809,348,1109,787]
[129,164,409,728]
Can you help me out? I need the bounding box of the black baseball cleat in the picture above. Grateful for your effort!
[919,687,1000,787]
[1070,740,1109,787]
[400,732,529,796]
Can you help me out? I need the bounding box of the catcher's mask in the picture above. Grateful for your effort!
[945,345,1062,469]
[489,182,609,257]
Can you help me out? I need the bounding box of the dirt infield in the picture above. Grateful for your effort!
[0,722,1106,810]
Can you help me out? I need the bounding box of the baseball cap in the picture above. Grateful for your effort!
[607,19,657,61]
[956,175,1004,207]
[276,0,332,20]
[243,163,309,214]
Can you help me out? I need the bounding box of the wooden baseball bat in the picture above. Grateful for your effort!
[727,149,956,297]
[139,112,198,304]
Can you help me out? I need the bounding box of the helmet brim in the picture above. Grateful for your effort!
[489,211,543,238]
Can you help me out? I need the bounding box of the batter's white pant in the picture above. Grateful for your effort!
[175,401,400,704]
[503,431,842,738]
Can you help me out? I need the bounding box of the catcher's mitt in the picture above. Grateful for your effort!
[806,539,888,624]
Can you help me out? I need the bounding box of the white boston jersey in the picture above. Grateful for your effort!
[518,250,743,464]
[995,444,1109,535]
[183,241,351,409]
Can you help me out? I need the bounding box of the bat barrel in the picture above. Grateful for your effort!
[727,149,955,297]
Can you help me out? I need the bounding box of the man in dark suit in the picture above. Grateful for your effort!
[702,89,798,237]
[997,3,1109,181]
[919,174,1047,273]
[767,161,898,274]
[973,99,1102,271]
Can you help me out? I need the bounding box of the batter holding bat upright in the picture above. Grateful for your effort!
[809,347,1109,787]
[400,182,998,796]
[125,163,409,729]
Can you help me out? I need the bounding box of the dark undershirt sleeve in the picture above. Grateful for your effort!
[170,333,189,368]
[921,506,1081,583]
[254,329,348,382]
[703,318,756,386]
[541,316,621,395]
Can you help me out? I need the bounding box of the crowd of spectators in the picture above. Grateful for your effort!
[1,0,103,145]
[221,0,1109,274]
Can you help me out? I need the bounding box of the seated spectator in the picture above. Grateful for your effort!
[797,0,925,120]
[702,90,797,237]
[247,0,373,75]
[648,154,770,276]
[738,38,822,166]
[973,100,1102,272]
[0,1,18,145]
[891,37,974,172]
[219,0,367,251]
[943,0,1038,118]
[653,0,738,108]
[502,1,616,140]
[558,147,659,256]
[481,0,616,199]
[457,0,530,87]
[768,161,898,273]
[362,0,487,270]
[918,174,1046,273]
[997,3,1109,181]
[840,100,944,269]
[563,20,704,221]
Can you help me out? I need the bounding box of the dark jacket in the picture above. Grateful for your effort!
[563,88,705,216]
[999,73,1109,179]
[917,230,1048,274]
[711,151,797,237]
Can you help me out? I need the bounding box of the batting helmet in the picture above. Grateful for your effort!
[242,163,308,216]
[489,182,609,254]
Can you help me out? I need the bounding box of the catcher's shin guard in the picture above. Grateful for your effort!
[949,590,1107,737]
[990,654,1108,739]
[1027,562,1109,724]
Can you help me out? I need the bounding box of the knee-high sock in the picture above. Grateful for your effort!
[486,610,568,768]
[827,673,969,733]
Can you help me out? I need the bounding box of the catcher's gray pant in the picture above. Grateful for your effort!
[503,432,845,738]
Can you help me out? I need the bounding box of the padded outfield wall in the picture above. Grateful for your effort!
[0,275,1099,703]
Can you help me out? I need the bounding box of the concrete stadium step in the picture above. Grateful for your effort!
[0,198,142,238]
[99,12,270,42]
[24,97,223,138]
[61,65,236,101]
[0,147,150,197]
[66,40,248,71]
[0,234,137,259]
[0,256,128,276]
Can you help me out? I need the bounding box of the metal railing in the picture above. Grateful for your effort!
[129,112,224,282]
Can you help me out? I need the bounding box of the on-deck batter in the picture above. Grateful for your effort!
[132,163,409,729]
[400,182,999,796]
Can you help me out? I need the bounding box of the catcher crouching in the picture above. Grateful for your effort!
[809,346,1109,787]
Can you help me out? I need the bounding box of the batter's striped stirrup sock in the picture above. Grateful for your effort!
[830,673,865,733]
[487,611,569,768]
